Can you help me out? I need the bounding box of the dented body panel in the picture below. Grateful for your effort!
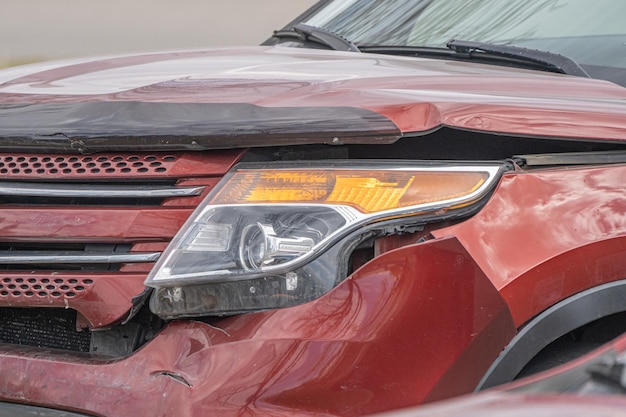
[0,237,515,416]
[2,48,626,147]
[432,165,626,326]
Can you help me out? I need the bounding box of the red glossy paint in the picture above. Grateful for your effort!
[1,48,626,142]
[0,237,515,416]
[432,165,626,326]
[0,207,193,240]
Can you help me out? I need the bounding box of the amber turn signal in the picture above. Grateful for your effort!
[211,168,489,213]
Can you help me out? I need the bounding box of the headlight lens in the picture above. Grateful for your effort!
[146,161,506,318]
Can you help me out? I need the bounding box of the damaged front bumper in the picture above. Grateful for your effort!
[0,237,515,417]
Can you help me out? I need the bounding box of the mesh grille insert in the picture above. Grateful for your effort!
[0,308,91,352]
[0,154,178,178]
[0,276,94,299]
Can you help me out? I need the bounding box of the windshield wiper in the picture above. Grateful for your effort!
[272,23,360,53]
[446,39,589,78]
[359,40,589,77]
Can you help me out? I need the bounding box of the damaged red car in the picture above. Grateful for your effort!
[1,0,626,416]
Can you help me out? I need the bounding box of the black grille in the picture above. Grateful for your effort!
[0,308,91,352]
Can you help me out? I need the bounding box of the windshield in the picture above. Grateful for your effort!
[294,0,626,85]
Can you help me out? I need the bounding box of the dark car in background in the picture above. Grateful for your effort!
[0,0,626,416]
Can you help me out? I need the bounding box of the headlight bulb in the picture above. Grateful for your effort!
[239,222,315,271]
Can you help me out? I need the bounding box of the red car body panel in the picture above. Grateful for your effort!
[0,237,515,416]
[2,47,626,142]
[0,207,193,240]
[432,165,626,326]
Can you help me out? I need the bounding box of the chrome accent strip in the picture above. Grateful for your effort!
[0,252,161,264]
[0,182,204,198]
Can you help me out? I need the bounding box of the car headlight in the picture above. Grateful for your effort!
[146,161,507,318]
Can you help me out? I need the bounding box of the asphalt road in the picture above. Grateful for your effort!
[1,0,316,65]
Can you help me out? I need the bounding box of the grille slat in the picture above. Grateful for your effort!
[0,251,160,265]
[0,181,204,199]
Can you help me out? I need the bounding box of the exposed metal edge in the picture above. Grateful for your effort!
[0,182,204,198]
[0,252,161,264]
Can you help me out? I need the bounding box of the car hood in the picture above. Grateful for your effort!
[1,46,626,152]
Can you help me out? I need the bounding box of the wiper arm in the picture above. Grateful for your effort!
[359,40,589,78]
[272,23,360,53]
[446,39,590,78]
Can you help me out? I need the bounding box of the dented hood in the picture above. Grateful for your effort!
[1,46,626,152]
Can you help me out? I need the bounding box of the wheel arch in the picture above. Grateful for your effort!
[476,278,626,390]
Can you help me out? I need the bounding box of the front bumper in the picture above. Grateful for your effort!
[0,237,514,417]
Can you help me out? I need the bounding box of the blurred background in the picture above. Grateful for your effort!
[0,0,317,67]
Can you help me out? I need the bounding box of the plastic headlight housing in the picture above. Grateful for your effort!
[146,161,506,318]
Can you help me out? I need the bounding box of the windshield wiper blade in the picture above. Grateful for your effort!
[446,39,590,78]
[272,23,360,53]
[359,41,590,78]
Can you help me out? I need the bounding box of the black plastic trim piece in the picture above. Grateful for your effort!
[514,150,626,167]
[476,279,626,390]
[274,23,360,52]
[262,0,331,46]
[0,102,401,153]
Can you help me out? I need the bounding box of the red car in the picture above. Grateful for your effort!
[1,1,626,416]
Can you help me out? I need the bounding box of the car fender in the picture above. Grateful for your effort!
[432,165,626,326]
